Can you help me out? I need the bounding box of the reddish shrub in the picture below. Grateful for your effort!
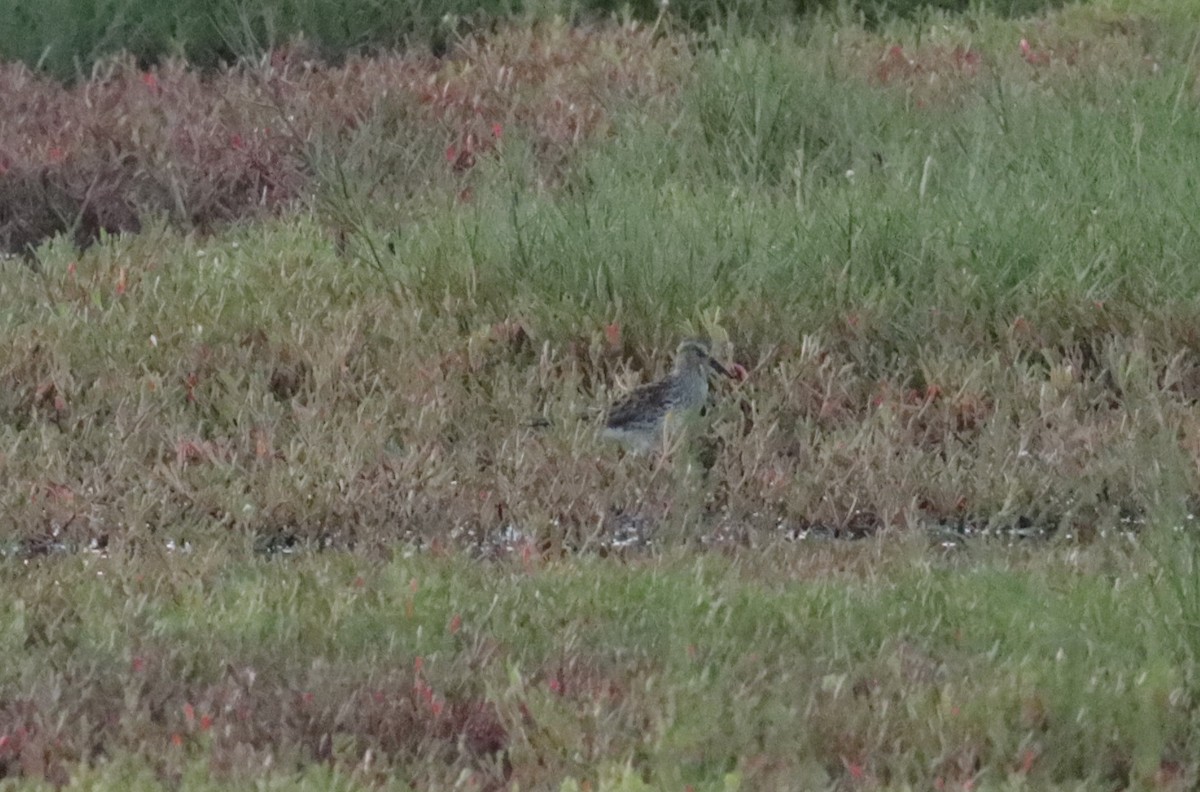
[0,22,679,254]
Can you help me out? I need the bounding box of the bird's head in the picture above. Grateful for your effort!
[674,338,733,378]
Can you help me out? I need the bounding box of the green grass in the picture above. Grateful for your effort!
[3,536,1200,788]
[5,1,1200,787]
[0,0,1085,81]
[0,0,516,79]
[9,9,1200,542]
[0,17,1197,533]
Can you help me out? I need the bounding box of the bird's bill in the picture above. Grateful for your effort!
[707,356,735,378]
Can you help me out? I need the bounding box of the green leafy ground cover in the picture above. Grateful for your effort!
[5,538,1200,789]
[3,0,1200,787]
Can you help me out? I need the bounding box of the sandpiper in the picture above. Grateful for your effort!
[603,339,737,453]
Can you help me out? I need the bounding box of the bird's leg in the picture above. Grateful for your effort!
[651,425,672,476]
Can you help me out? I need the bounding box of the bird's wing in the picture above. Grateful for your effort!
[605,379,673,429]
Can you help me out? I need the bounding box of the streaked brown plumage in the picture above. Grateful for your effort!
[603,339,734,452]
